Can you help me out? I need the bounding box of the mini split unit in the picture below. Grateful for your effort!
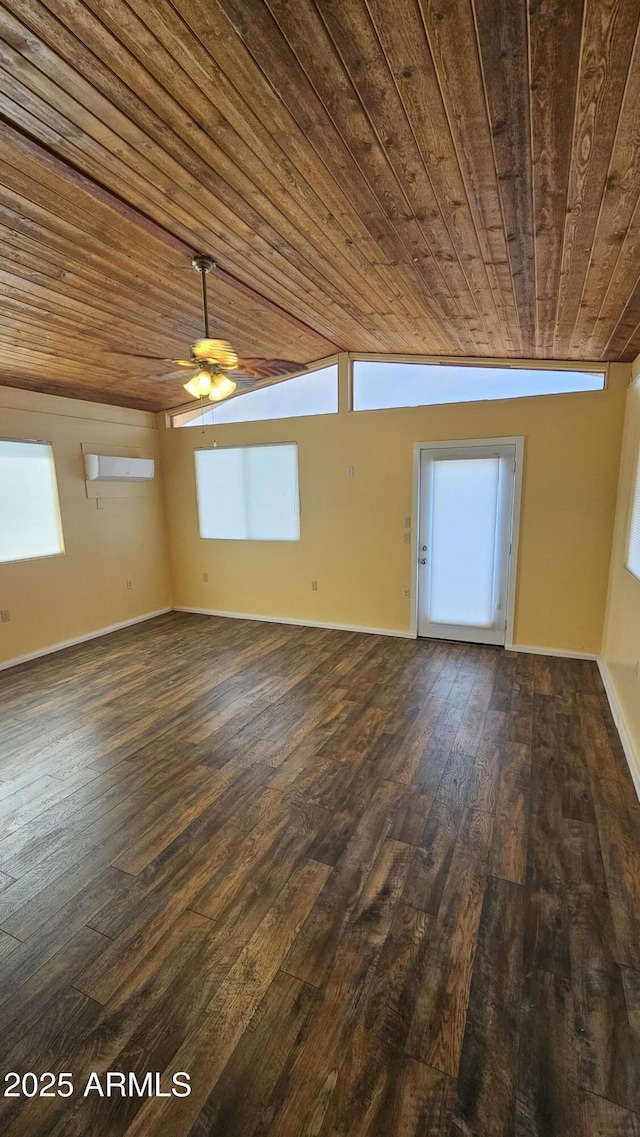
[83,454,155,482]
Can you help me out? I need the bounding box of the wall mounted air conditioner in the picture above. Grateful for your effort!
[84,454,155,482]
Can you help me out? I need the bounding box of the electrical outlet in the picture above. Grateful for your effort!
[403,516,411,529]
[311,580,318,591]
[203,572,209,583]
[402,589,410,599]
[347,466,355,478]
[126,580,133,590]
[0,610,9,623]
[403,532,410,544]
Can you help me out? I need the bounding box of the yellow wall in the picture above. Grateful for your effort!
[602,367,640,782]
[160,362,628,654]
[0,362,628,671]
[0,385,171,667]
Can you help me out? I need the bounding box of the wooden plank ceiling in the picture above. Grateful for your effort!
[1,0,640,410]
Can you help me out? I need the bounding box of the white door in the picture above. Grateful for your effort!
[417,443,517,645]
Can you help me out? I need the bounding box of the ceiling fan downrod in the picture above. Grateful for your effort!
[192,255,216,341]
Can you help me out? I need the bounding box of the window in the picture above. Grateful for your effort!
[195,444,300,541]
[352,360,605,411]
[627,447,640,582]
[173,363,338,427]
[0,439,64,564]
[429,457,501,627]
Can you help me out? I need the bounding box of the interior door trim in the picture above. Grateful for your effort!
[410,436,525,647]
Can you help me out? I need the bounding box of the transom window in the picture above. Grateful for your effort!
[173,363,338,427]
[352,360,605,411]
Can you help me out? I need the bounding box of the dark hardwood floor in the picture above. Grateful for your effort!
[0,612,638,1136]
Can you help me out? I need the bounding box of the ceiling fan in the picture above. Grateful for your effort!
[111,255,306,402]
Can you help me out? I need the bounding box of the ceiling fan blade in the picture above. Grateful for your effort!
[105,351,194,365]
[235,358,306,379]
[151,369,197,381]
[232,377,258,389]
[106,351,172,360]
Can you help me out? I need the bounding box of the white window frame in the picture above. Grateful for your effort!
[0,437,65,565]
[349,354,607,414]
[194,441,301,542]
[166,353,608,423]
[625,443,640,584]
[410,436,524,648]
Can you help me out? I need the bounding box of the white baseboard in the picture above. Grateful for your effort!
[0,608,173,673]
[597,658,640,802]
[510,643,598,660]
[172,605,415,639]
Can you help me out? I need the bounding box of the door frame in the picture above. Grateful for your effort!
[409,436,525,647]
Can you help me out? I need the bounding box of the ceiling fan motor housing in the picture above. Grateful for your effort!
[192,338,239,369]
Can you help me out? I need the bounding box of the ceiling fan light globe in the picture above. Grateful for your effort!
[183,377,200,398]
[208,386,226,401]
[195,370,212,394]
[217,376,236,396]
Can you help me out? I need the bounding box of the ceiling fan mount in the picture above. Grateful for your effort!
[191,254,215,275]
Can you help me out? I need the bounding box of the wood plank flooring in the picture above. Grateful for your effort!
[0,611,638,1136]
